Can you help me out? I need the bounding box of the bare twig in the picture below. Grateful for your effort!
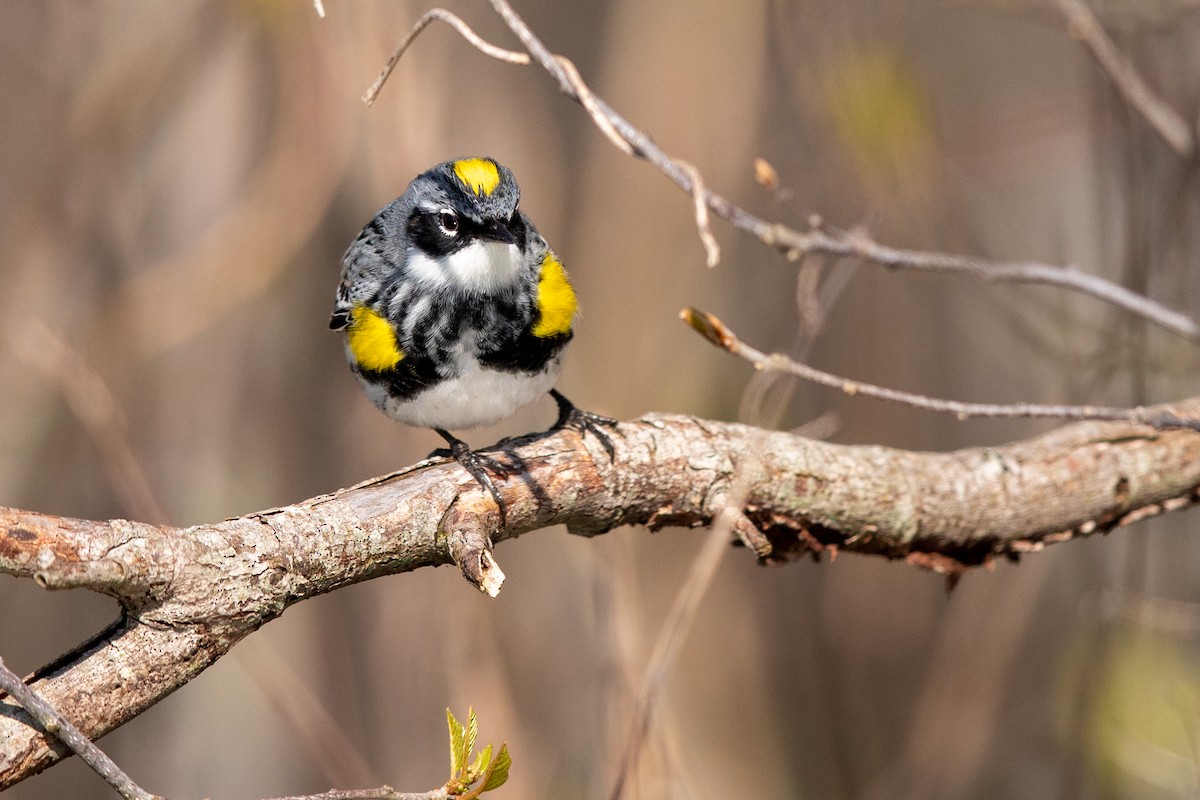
[1056,0,1196,159]
[364,0,1200,340]
[682,307,1200,433]
[484,0,1200,337]
[362,9,529,106]
[781,225,1200,339]
[0,657,161,800]
[676,159,721,267]
[552,54,634,156]
[2,648,445,800]
[264,787,448,800]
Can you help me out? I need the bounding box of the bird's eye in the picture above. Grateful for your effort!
[438,211,459,235]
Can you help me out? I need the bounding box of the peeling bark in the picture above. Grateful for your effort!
[2,406,1200,786]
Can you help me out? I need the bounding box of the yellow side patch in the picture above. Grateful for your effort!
[452,158,501,196]
[346,305,403,371]
[532,253,577,338]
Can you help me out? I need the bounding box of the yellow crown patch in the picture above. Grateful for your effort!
[452,158,502,196]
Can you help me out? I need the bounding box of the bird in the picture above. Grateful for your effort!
[330,157,614,524]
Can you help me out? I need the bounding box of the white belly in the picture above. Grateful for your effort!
[363,357,562,431]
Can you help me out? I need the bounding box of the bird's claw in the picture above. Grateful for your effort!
[550,389,618,460]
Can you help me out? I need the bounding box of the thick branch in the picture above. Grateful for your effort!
[3,407,1200,785]
[0,657,160,800]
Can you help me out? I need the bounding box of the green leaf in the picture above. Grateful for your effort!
[465,707,479,764]
[468,742,493,783]
[482,742,511,792]
[447,708,466,777]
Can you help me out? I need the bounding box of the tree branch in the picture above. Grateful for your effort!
[682,307,1200,432]
[453,0,1199,339]
[0,657,160,800]
[264,786,447,800]
[1055,0,1196,160]
[359,3,1200,337]
[3,408,1200,786]
[362,8,529,106]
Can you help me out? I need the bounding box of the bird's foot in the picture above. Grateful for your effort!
[550,389,618,460]
[433,429,518,526]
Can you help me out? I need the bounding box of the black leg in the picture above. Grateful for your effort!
[435,428,511,526]
[549,389,618,460]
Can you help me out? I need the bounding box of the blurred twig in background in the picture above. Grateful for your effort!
[1056,0,1196,159]
[606,469,766,799]
[110,21,353,356]
[237,641,379,790]
[6,316,169,525]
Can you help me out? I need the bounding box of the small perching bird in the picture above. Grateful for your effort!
[331,157,614,523]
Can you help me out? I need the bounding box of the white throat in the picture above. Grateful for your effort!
[407,242,522,293]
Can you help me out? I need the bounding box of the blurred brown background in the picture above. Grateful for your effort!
[3,1,1200,798]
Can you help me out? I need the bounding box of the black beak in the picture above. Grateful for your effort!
[481,218,517,245]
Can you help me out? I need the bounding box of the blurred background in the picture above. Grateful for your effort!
[2,1,1200,797]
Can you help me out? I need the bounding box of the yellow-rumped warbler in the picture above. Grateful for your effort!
[331,157,614,523]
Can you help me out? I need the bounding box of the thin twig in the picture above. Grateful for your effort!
[363,8,529,106]
[377,0,1199,340]
[264,787,448,800]
[0,657,161,800]
[682,307,1200,433]
[1055,0,1196,159]
[553,54,634,156]
[792,224,1200,339]
[676,159,721,267]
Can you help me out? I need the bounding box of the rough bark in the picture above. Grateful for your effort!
[2,406,1200,786]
